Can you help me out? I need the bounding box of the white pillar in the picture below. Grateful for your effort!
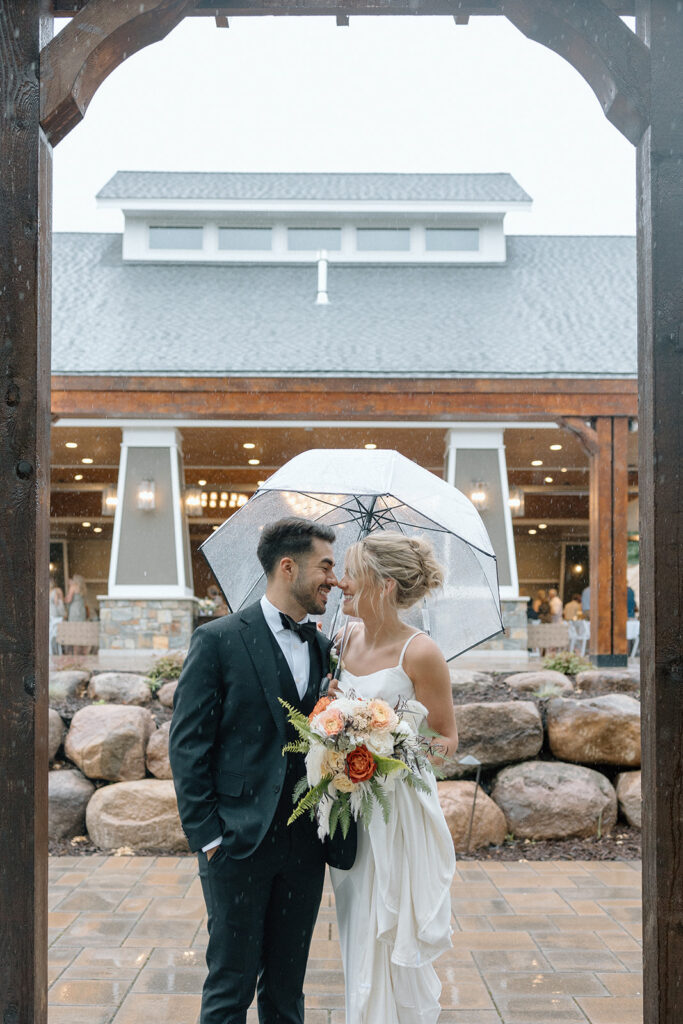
[444,427,519,599]
[108,427,194,598]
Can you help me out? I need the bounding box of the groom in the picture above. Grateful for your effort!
[169,517,355,1024]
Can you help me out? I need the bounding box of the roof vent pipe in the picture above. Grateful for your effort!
[315,250,329,305]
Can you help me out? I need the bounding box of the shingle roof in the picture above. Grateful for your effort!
[52,233,636,378]
[97,171,531,204]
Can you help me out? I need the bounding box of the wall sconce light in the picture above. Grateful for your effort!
[137,480,156,511]
[101,485,118,516]
[508,486,525,517]
[469,482,489,512]
[185,488,203,517]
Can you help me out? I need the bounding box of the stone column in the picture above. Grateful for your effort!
[100,427,196,657]
[444,427,526,652]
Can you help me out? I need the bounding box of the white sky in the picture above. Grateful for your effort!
[53,14,636,237]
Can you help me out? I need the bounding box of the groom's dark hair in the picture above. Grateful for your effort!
[257,517,335,577]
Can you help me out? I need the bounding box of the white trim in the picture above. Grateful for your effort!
[121,426,184,448]
[498,443,520,597]
[99,197,532,216]
[108,442,127,593]
[169,444,189,591]
[499,586,522,601]
[54,418,561,431]
[103,586,196,600]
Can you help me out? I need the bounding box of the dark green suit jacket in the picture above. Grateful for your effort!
[169,601,356,868]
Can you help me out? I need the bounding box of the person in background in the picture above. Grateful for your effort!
[581,584,591,621]
[563,593,582,620]
[627,585,637,618]
[206,583,228,616]
[49,578,66,655]
[65,574,89,622]
[536,590,552,623]
[548,588,563,623]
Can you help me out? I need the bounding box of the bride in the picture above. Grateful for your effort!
[329,532,458,1024]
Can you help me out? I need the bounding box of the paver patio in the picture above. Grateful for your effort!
[48,855,643,1024]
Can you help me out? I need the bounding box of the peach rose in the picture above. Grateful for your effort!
[346,745,376,783]
[318,707,345,737]
[368,699,399,732]
[332,772,356,793]
[309,696,333,722]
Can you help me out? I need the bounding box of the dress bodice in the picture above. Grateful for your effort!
[339,664,415,706]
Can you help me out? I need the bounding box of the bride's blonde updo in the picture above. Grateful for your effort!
[345,533,444,612]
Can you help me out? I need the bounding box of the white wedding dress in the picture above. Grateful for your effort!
[330,632,456,1024]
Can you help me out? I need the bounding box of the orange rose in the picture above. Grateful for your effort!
[318,708,345,736]
[309,696,333,722]
[346,745,376,783]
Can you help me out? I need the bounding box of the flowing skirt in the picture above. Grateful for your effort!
[331,771,455,1024]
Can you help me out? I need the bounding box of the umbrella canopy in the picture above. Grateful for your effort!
[200,449,504,660]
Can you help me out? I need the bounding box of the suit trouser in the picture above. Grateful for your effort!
[197,812,326,1024]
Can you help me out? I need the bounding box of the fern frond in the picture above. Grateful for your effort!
[338,793,352,838]
[404,771,432,795]
[278,698,315,740]
[370,777,392,824]
[359,788,374,829]
[328,798,341,839]
[292,775,309,804]
[282,740,308,755]
[287,775,333,826]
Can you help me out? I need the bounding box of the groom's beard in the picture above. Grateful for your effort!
[291,576,331,616]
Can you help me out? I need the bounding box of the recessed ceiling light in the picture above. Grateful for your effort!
[257,480,265,487]
[65,441,78,449]
[248,458,260,465]
[528,529,537,535]
[81,521,91,528]
[81,457,93,464]
[364,443,377,450]
[74,474,83,481]
[531,460,543,467]
[545,476,554,483]
[538,523,548,530]
[198,479,207,486]
[243,442,256,450]
[93,526,102,533]
[549,444,563,451]
[561,467,568,473]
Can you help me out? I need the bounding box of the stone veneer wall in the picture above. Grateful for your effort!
[99,598,198,652]
[477,598,529,651]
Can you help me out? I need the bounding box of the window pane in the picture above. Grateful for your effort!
[426,228,479,251]
[219,227,272,250]
[149,226,203,250]
[287,228,341,251]
[356,228,410,251]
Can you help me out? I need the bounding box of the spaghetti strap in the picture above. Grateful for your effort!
[398,630,426,669]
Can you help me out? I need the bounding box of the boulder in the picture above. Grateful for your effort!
[85,779,189,852]
[452,701,543,771]
[146,722,172,779]
[616,770,642,828]
[49,670,89,701]
[87,672,152,706]
[575,668,640,697]
[48,769,95,840]
[65,704,154,781]
[438,780,507,852]
[48,709,66,763]
[491,760,617,840]
[449,669,494,699]
[547,694,641,767]
[504,670,573,697]
[157,680,178,708]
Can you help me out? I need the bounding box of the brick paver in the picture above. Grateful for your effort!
[48,855,643,1023]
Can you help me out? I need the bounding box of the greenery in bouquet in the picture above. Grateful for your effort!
[279,692,438,841]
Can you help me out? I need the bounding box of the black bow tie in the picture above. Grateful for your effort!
[280,613,319,644]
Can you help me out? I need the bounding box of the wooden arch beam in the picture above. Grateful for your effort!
[40,0,198,147]
[497,0,650,145]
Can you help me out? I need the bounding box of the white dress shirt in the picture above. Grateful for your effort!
[202,595,313,854]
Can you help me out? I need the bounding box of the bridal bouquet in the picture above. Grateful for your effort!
[279,692,436,841]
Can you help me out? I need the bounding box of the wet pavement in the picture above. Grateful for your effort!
[48,855,643,1024]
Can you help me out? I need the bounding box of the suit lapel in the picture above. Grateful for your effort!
[238,603,287,741]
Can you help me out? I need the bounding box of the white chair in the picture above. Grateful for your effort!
[568,619,590,656]
[627,619,640,657]
[527,622,570,656]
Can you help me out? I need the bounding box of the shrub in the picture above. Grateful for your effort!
[147,653,185,684]
[543,651,592,676]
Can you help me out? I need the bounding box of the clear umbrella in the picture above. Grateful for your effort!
[200,449,504,661]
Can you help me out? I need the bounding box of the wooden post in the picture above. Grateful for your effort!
[0,5,52,1024]
[637,3,683,1022]
[588,417,629,666]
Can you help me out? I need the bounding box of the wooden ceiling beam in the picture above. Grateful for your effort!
[40,0,198,146]
[48,0,636,15]
[497,0,649,145]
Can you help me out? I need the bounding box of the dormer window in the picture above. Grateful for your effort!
[357,228,410,251]
[219,227,272,250]
[287,228,342,251]
[426,228,479,251]
[149,226,203,249]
